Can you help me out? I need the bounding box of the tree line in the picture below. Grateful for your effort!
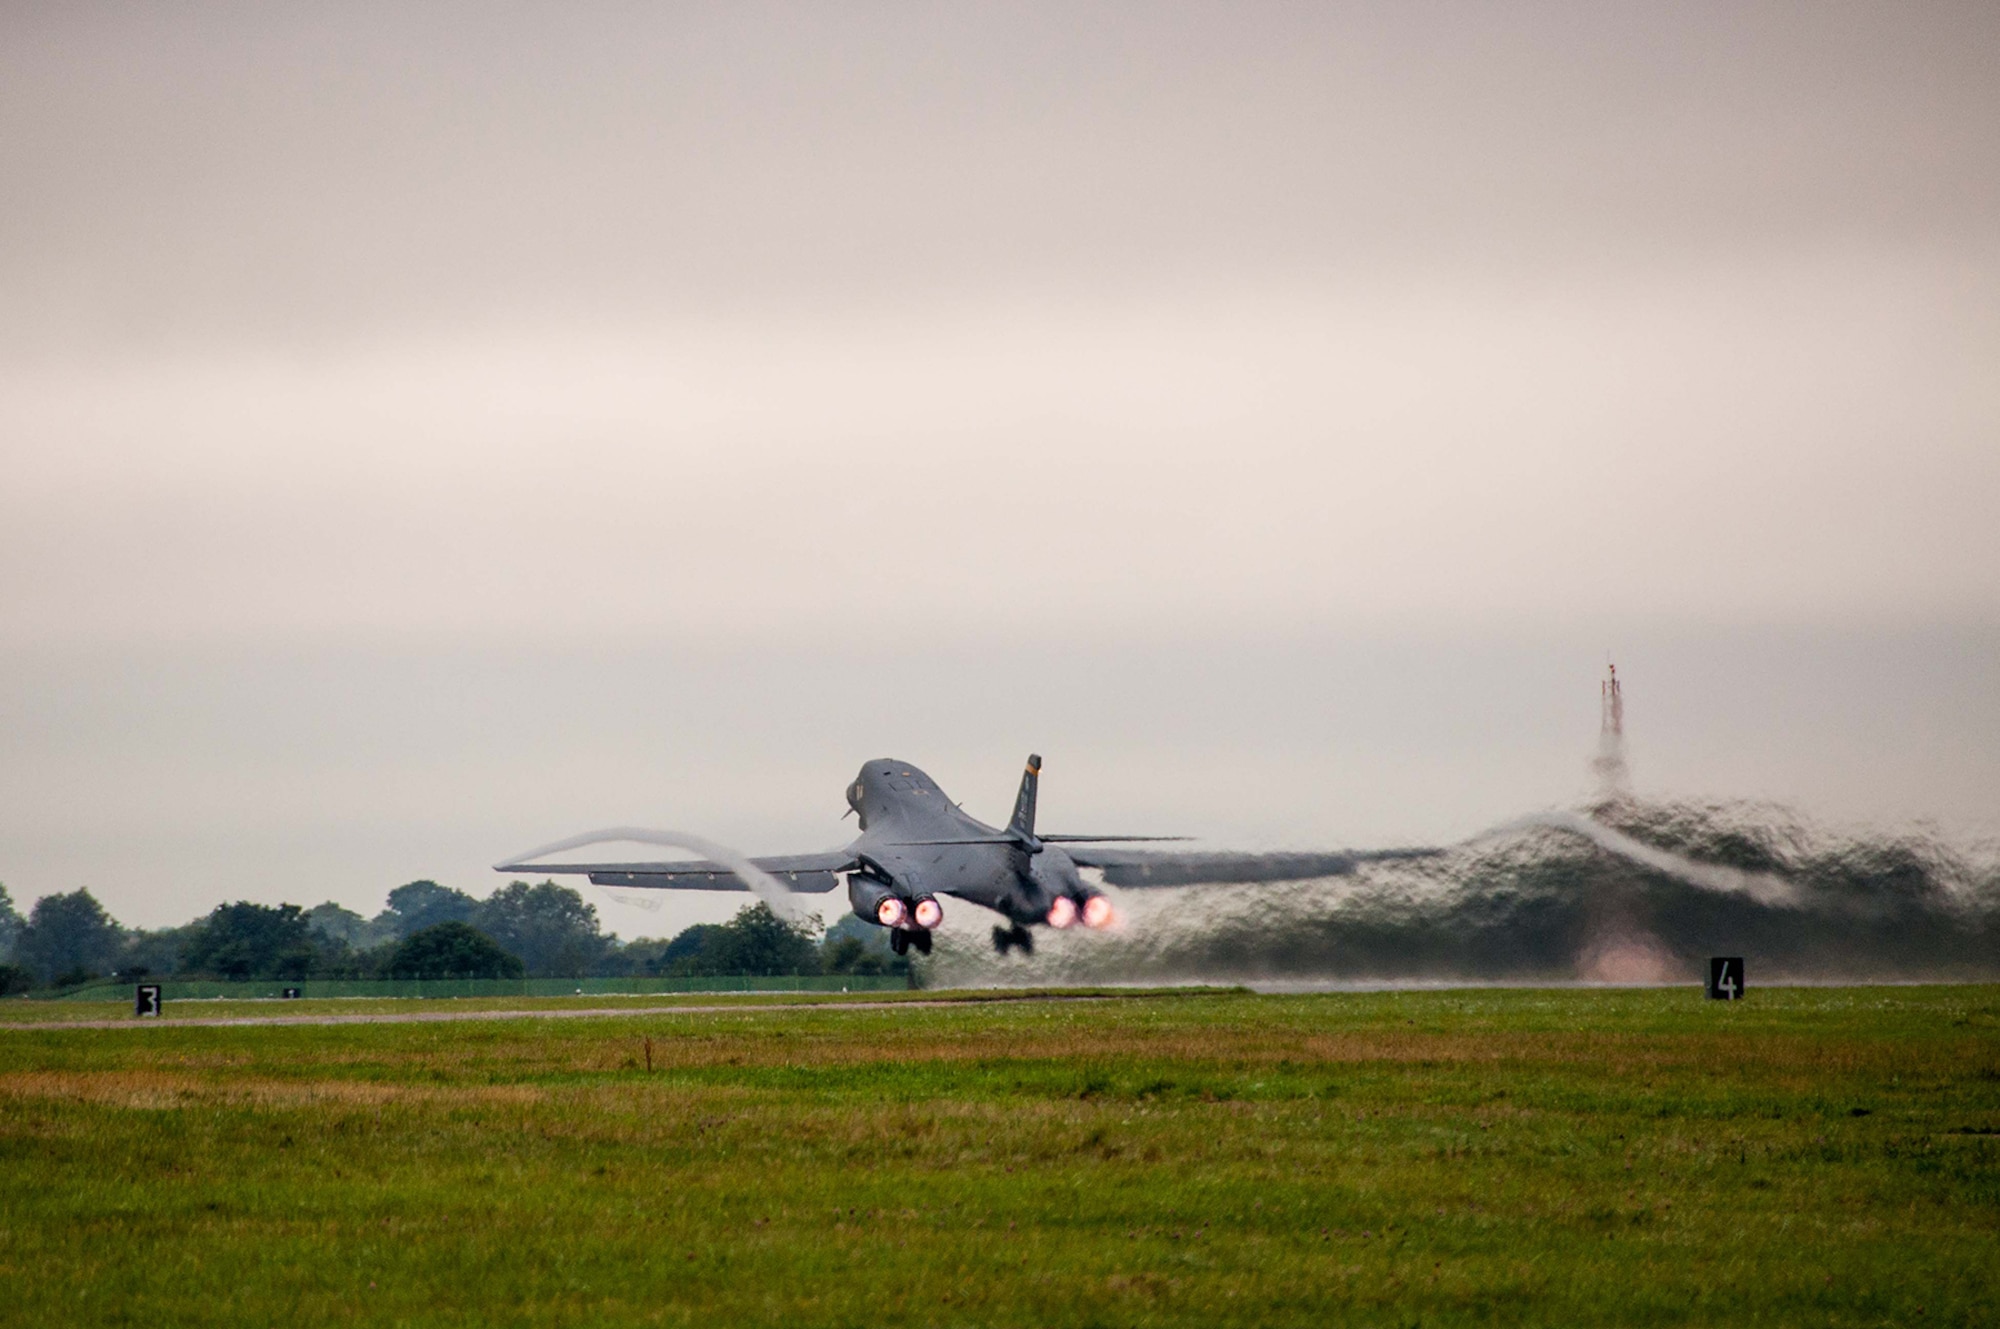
[0,879,904,991]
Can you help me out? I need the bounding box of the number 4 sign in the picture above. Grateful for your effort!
[1707,957,1745,1000]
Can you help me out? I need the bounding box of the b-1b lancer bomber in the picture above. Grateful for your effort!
[498,754,1422,955]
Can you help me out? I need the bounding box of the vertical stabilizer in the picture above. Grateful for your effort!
[1008,754,1042,838]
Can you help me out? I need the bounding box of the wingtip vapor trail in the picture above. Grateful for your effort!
[495,827,811,920]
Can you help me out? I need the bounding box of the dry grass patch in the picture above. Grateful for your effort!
[0,1069,547,1111]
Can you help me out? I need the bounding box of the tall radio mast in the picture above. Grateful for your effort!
[1593,661,1629,792]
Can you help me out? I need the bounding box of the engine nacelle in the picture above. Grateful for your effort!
[1026,848,1089,929]
[847,872,909,930]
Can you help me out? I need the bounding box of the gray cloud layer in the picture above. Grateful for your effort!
[1,3,1994,927]
[7,3,1997,346]
[5,1,1996,637]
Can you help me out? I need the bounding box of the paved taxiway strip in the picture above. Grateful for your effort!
[0,994,1106,1032]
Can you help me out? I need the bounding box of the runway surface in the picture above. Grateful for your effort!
[0,992,1108,1031]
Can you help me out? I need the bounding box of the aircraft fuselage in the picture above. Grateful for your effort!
[839,759,1103,952]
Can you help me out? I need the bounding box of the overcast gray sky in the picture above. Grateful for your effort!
[2,2,1995,933]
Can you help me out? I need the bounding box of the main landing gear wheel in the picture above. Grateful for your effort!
[890,928,933,957]
[991,924,1035,956]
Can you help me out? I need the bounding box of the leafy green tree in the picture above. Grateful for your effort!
[306,902,387,949]
[375,881,480,940]
[820,913,904,976]
[179,902,317,980]
[315,940,397,980]
[821,935,885,976]
[383,922,524,980]
[477,880,610,977]
[120,924,199,979]
[0,882,22,964]
[648,924,722,974]
[15,889,123,985]
[664,903,821,977]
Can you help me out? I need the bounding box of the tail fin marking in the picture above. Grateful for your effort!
[1007,753,1041,839]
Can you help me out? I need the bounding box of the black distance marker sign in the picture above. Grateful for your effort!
[135,984,163,1018]
[1707,957,1745,1000]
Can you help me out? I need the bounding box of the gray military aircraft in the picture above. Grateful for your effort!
[496,754,1413,955]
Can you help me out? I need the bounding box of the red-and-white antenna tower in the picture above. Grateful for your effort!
[1592,659,1629,791]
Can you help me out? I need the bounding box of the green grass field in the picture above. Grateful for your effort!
[2,986,1995,1326]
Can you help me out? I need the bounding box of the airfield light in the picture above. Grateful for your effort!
[912,897,944,930]
[1046,896,1078,929]
[1080,896,1115,929]
[876,897,909,928]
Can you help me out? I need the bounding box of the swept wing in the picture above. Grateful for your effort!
[495,829,853,894]
[1064,845,1443,888]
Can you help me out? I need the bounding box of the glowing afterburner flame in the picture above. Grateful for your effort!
[1081,896,1115,928]
[912,897,944,929]
[876,897,909,928]
[1046,896,1078,928]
